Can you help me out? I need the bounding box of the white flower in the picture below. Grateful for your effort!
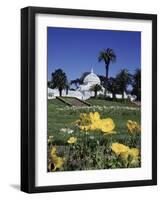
[89,136,94,140]
[60,128,67,132]
[60,128,74,134]
[67,129,74,134]
[56,105,140,112]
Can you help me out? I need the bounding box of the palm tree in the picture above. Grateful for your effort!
[98,75,109,96]
[131,69,141,101]
[116,69,132,99]
[79,72,90,84]
[90,84,102,98]
[66,81,70,95]
[98,48,116,80]
[50,68,68,96]
[106,77,119,99]
[70,78,81,89]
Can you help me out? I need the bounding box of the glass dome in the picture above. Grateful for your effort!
[83,69,101,85]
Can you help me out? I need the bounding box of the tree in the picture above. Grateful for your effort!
[79,72,90,84]
[50,69,68,96]
[48,81,51,88]
[98,48,116,80]
[131,69,141,101]
[98,75,109,96]
[90,84,103,98]
[65,81,70,95]
[106,77,119,99]
[70,78,81,89]
[99,75,107,87]
[116,69,132,99]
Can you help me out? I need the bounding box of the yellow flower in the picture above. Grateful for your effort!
[80,113,88,121]
[89,119,102,130]
[53,156,64,171]
[120,152,129,159]
[90,123,98,131]
[79,113,91,126]
[67,136,77,144]
[136,123,141,131]
[127,120,140,134]
[79,125,91,131]
[129,148,140,165]
[89,112,100,123]
[111,143,140,166]
[128,148,139,157]
[75,119,81,125]
[111,143,130,155]
[49,146,65,171]
[50,146,57,157]
[94,112,100,120]
[130,157,139,165]
[77,112,116,133]
[101,118,115,133]
[49,156,65,171]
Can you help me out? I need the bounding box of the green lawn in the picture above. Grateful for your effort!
[48,98,141,171]
[48,99,140,143]
[86,99,137,107]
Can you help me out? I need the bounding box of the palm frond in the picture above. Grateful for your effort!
[98,51,108,62]
[98,48,116,63]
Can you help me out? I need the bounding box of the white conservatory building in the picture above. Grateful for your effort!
[48,68,135,101]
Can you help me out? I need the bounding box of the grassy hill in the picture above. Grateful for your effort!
[47,98,141,171]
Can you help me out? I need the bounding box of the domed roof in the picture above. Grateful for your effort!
[83,68,101,85]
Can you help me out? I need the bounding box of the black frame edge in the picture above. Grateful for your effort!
[21,7,36,193]
[24,6,157,19]
[152,14,157,185]
[21,7,30,192]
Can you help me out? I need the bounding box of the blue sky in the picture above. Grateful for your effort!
[47,27,141,82]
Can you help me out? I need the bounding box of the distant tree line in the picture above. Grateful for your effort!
[48,48,141,101]
[98,69,141,100]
